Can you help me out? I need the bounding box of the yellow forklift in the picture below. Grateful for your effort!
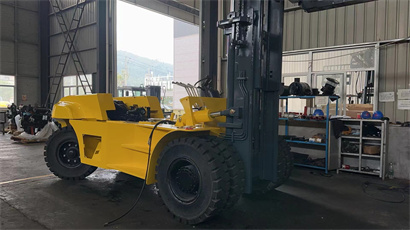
[44,0,373,224]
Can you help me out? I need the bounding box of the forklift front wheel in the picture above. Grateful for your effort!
[156,137,229,224]
[44,127,97,180]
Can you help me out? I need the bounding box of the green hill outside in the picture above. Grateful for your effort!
[117,50,173,87]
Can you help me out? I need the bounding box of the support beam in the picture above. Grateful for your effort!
[96,0,108,93]
[108,0,117,95]
[39,0,50,104]
[200,0,218,90]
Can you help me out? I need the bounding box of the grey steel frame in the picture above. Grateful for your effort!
[280,96,339,174]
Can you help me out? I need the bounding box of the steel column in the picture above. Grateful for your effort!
[39,0,50,104]
[200,0,218,90]
[108,0,117,95]
[96,0,108,93]
[257,0,284,183]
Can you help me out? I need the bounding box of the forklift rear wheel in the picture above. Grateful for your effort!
[44,127,97,180]
[156,137,229,224]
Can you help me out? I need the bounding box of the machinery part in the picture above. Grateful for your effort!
[363,123,381,138]
[156,137,229,224]
[172,81,200,97]
[279,83,290,96]
[195,76,221,98]
[106,100,150,122]
[44,127,97,180]
[207,136,245,209]
[372,111,383,119]
[321,78,340,96]
[6,103,18,126]
[19,105,51,134]
[291,0,374,13]
[341,140,359,153]
[289,79,312,96]
[361,111,371,119]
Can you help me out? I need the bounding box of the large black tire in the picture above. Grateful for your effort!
[44,127,97,180]
[266,137,293,189]
[155,137,229,224]
[207,137,245,209]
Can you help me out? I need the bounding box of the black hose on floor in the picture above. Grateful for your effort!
[104,120,176,227]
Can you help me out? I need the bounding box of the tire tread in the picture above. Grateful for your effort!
[44,126,97,180]
[156,137,229,224]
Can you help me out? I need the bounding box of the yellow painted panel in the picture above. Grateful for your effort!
[56,95,228,184]
[52,94,115,120]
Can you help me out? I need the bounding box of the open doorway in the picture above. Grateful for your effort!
[116,1,199,112]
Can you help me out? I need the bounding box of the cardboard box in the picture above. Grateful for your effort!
[319,103,374,117]
[320,104,337,116]
[363,145,380,155]
[346,104,373,118]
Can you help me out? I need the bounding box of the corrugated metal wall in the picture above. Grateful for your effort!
[283,0,410,122]
[49,0,98,77]
[0,0,40,105]
[122,0,200,25]
[379,41,410,123]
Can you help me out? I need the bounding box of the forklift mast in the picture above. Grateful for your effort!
[219,0,284,193]
[218,0,375,193]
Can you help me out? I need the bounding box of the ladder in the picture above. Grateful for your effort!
[45,0,92,108]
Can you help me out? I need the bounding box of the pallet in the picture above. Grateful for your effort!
[10,135,47,143]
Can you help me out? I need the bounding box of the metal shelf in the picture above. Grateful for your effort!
[294,163,325,170]
[337,119,387,179]
[280,96,339,174]
[280,96,339,99]
[341,136,360,139]
[362,154,381,159]
[279,118,326,122]
[363,137,381,140]
[341,152,359,157]
[286,140,326,146]
[338,168,379,176]
[340,152,380,158]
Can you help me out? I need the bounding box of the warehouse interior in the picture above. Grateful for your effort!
[0,0,409,229]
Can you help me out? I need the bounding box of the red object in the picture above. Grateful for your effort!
[342,164,351,169]
[357,113,361,119]
[304,106,307,116]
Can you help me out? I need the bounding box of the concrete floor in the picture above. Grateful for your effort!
[1,133,409,229]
